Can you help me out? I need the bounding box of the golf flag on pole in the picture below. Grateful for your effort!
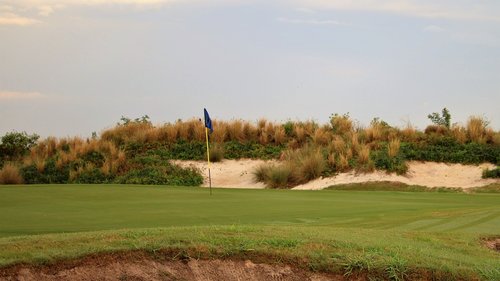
[204,108,213,133]
[204,108,213,195]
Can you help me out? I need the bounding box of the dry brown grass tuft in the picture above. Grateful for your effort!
[242,121,258,141]
[293,125,307,144]
[336,153,350,172]
[227,120,244,141]
[450,125,467,144]
[365,123,383,142]
[330,136,346,154]
[273,126,286,145]
[492,132,500,145]
[388,138,401,158]
[0,164,24,184]
[357,144,370,165]
[400,123,417,142]
[330,114,353,135]
[349,132,360,156]
[176,121,190,141]
[313,128,331,146]
[466,116,488,143]
[425,125,447,135]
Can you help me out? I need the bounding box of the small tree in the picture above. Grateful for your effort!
[0,131,39,161]
[427,108,451,129]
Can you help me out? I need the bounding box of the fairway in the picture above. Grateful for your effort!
[1,184,499,237]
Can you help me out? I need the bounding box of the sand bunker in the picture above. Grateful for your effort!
[174,160,498,190]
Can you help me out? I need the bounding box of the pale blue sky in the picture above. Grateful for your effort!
[1,0,499,137]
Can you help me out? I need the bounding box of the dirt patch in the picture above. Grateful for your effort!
[0,252,343,281]
[484,238,500,252]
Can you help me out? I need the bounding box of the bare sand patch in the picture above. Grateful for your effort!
[1,254,340,281]
[172,159,274,189]
[174,159,498,190]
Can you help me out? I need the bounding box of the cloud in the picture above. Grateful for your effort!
[295,0,500,22]
[295,7,315,14]
[0,91,45,100]
[423,25,444,33]
[0,13,40,26]
[277,17,349,26]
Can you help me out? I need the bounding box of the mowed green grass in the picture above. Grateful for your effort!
[0,184,499,237]
[0,185,499,280]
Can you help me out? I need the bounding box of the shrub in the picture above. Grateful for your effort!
[209,143,224,162]
[114,163,202,186]
[482,167,500,179]
[252,163,273,183]
[401,140,499,165]
[266,164,294,188]
[427,108,451,128]
[0,131,39,161]
[74,168,110,184]
[371,147,408,175]
[0,164,24,184]
[298,150,326,182]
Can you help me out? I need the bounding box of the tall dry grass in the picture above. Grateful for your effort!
[273,126,287,145]
[293,125,307,144]
[313,128,331,146]
[330,114,353,135]
[466,116,488,143]
[388,138,401,158]
[336,153,350,172]
[400,123,417,142]
[0,164,23,184]
[357,144,371,165]
[450,125,467,144]
[365,123,383,142]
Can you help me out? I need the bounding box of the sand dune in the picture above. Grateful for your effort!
[173,160,498,190]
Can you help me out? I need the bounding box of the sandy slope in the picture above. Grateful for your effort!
[173,160,498,190]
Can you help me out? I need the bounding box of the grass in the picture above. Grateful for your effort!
[0,164,23,184]
[0,185,499,279]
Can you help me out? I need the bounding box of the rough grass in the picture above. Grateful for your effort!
[0,185,499,280]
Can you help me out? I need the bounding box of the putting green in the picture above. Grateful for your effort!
[1,184,499,237]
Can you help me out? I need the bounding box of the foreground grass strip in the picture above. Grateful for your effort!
[0,226,498,280]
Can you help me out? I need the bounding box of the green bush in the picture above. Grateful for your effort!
[371,148,408,175]
[267,165,294,189]
[82,151,105,166]
[168,141,206,160]
[482,167,500,179]
[21,159,69,184]
[74,168,110,184]
[400,139,499,165]
[0,131,39,161]
[224,141,284,159]
[114,163,202,186]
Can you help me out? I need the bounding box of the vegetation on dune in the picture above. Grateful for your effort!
[1,109,499,187]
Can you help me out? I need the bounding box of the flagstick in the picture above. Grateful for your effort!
[205,127,212,195]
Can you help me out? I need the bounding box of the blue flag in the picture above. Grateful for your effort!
[204,108,213,133]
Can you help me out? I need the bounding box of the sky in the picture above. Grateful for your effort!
[1,0,499,137]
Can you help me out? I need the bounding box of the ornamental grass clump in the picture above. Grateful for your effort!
[466,116,488,143]
[0,163,23,184]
